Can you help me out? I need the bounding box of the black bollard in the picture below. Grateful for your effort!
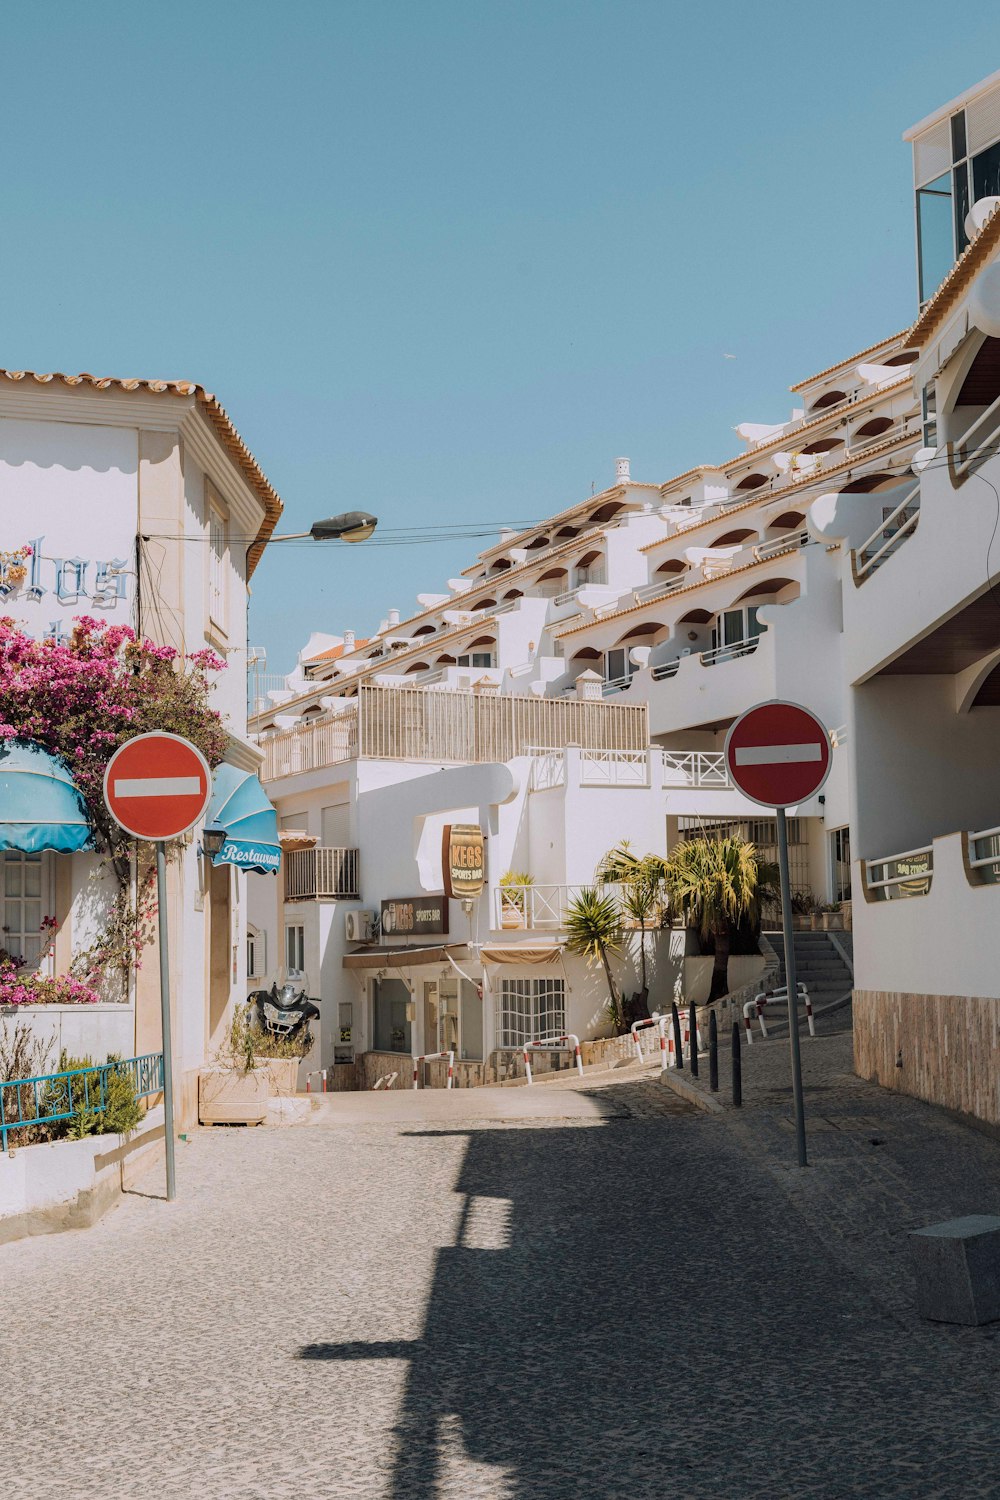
[709,1011,719,1092]
[689,1001,699,1077]
[731,1020,742,1107]
[671,1001,684,1071]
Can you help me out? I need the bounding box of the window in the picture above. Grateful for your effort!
[2,852,48,970]
[247,926,265,980]
[915,108,1000,304]
[285,924,304,974]
[917,172,954,306]
[424,976,484,1060]
[457,652,495,668]
[496,977,565,1049]
[922,382,938,449]
[830,827,852,904]
[208,496,228,634]
[711,606,764,657]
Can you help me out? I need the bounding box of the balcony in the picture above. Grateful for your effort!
[259,682,649,782]
[284,847,360,901]
[851,481,921,585]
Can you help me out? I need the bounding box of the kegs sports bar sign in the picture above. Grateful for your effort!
[443,823,486,899]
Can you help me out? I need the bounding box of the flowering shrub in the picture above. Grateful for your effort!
[0,616,229,997]
[0,963,100,1007]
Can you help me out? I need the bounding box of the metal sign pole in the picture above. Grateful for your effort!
[776,807,807,1167]
[156,839,177,1201]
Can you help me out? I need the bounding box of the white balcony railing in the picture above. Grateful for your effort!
[865,845,933,900]
[967,825,1000,884]
[602,672,636,697]
[949,393,1000,486]
[746,372,912,449]
[284,847,360,901]
[700,635,763,667]
[752,528,810,562]
[650,658,681,681]
[660,751,729,788]
[527,749,566,791]
[259,684,649,781]
[578,748,650,786]
[495,883,585,931]
[853,481,921,584]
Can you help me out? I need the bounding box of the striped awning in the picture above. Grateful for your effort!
[0,739,93,854]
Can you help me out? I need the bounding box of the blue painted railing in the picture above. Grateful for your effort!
[0,1052,163,1150]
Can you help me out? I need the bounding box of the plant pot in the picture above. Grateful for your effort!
[809,913,822,931]
[791,914,810,931]
[840,901,852,931]
[199,1068,269,1124]
[253,1056,300,1096]
[821,913,843,931]
[500,907,524,929]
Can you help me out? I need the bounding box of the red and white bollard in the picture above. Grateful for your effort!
[306,1069,328,1092]
[748,984,812,1042]
[372,1071,399,1091]
[630,1014,669,1070]
[411,1051,455,1090]
[522,1033,584,1084]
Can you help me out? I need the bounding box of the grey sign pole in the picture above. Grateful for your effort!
[776,807,807,1167]
[155,839,177,1201]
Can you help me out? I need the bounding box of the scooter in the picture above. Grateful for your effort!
[250,968,320,1044]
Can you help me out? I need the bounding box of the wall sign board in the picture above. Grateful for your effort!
[380,896,449,936]
[442,823,486,899]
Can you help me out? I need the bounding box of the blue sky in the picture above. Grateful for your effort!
[4,2,1000,673]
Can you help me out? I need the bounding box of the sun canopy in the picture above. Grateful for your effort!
[0,739,94,854]
[206,765,281,875]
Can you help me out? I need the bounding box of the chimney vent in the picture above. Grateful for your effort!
[387,608,400,627]
[615,456,631,485]
[343,629,356,652]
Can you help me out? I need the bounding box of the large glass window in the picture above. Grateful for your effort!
[373,978,411,1053]
[285,923,305,973]
[917,173,955,306]
[604,647,636,684]
[496,977,565,1048]
[972,139,1000,206]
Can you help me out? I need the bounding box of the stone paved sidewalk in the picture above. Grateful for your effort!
[663,1019,1000,1369]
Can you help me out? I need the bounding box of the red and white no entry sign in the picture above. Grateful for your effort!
[103,732,212,841]
[725,700,831,809]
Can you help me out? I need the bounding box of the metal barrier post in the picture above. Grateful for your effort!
[671,1002,684,1071]
[709,1011,719,1092]
[155,840,177,1202]
[732,1020,742,1107]
[689,1002,698,1077]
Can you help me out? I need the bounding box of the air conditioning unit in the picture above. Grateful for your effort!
[345,910,375,943]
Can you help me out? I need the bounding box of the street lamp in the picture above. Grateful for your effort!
[200,823,228,858]
[269,510,379,544]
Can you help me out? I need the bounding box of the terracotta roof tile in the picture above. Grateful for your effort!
[788,330,911,393]
[0,368,282,576]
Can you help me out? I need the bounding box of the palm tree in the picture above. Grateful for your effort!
[596,840,669,1002]
[664,836,775,1001]
[564,886,624,1032]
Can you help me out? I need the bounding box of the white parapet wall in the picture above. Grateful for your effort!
[0,1104,164,1244]
[0,1005,135,1064]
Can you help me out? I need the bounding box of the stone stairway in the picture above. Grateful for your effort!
[763,930,854,1015]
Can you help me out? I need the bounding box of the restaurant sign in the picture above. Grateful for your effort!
[442,823,486,899]
[380,896,449,937]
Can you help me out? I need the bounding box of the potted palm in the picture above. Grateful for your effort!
[595,840,669,1011]
[499,870,533,928]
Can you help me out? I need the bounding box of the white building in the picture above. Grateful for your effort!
[0,369,281,1124]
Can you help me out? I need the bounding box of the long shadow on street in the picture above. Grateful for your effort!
[298,1091,999,1499]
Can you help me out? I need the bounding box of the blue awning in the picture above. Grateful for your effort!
[206,764,281,875]
[0,739,94,854]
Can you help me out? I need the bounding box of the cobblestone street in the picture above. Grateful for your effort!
[4,1058,1000,1499]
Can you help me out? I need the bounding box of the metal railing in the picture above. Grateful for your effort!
[260,711,359,781]
[356,683,648,764]
[0,1053,163,1150]
[967,825,1000,884]
[853,480,921,583]
[284,847,360,900]
[949,392,1000,485]
[865,845,933,900]
[601,672,636,696]
[651,658,681,681]
[632,573,691,606]
[661,751,729,787]
[700,635,763,667]
[578,748,650,786]
[752,528,810,561]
